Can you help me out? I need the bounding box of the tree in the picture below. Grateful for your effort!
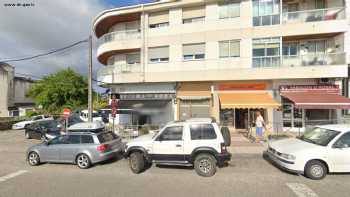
[28,68,88,114]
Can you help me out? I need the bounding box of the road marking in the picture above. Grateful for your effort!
[0,170,28,183]
[286,183,318,197]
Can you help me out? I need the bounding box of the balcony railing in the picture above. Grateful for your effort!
[282,7,345,24]
[98,29,141,46]
[282,53,346,67]
[97,64,142,83]
[253,53,346,68]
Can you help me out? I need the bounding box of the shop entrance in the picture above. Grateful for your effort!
[235,109,248,129]
[220,108,266,130]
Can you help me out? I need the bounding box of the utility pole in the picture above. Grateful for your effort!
[88,35,93,122]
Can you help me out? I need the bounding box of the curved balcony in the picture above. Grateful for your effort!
[97,30,142,65]
[97,64,143,85]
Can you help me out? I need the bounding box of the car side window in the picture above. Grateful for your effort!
[81,135,94,144]
[50,135,69,145]
[190,124,217,140]
[157,126,183,141]
[333,132,350,148]
[67,135,81,144]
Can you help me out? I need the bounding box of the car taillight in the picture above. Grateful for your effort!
[97,144,109,152]
[221,143,227,154]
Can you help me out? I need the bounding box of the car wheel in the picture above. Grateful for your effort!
[129,152,145,174]
[25,132,31,139]
[194,153,217,177]
[305,160,327,180]
[28,152,40,166]
[76,154,91,169]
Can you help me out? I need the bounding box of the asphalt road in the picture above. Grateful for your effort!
[0,130,349,197]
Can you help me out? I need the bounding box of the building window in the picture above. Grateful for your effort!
[219,0,240,19]
[148,46,169,63]
[282,42,298,56]
[253,0,280,26]
[219,40,240,58]
[149,11,169,29]
[179,99,210,120]
[183,43,206,60]
[252,37,281,67]
[126,53,141,65]
[182,6,206,24]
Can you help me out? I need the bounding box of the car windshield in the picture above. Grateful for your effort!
[298,127,340,146]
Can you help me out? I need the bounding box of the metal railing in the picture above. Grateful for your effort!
[98,29,141,46]
[282,7,346,24]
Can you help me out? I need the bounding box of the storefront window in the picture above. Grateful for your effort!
[179,99,210,120]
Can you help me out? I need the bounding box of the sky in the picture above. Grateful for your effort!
[0,0,157,92]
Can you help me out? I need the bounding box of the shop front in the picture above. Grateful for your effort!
[112,83,176,126]
[217,83,280,132]
[280,85,350,131]
[176,82,212,120]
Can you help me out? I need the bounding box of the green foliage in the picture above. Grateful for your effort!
[25,110,40,118]
[28,68,88,114]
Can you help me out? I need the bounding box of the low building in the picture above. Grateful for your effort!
[0,62,35,117]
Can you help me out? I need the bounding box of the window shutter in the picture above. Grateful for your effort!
[182,6,206,19]
[183,43,205,56]
[148,46,169,59]
[149,11,169,25]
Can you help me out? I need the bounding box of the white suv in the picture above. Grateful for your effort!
[124,118,231,177]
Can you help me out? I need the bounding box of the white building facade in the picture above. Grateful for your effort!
[94,0,350,131]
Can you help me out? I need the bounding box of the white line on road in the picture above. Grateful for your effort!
[286,183,318,197]
[0,170,28,183]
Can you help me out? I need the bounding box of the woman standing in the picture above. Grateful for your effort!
[255,111,265,142]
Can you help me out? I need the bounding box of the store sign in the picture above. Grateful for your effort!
[218,83,266,91]
[120,93,175,100]
[280,85,340,94]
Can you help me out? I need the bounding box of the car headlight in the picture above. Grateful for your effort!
[281,153,296,160]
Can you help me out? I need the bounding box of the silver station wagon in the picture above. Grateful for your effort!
[26,131,123,169]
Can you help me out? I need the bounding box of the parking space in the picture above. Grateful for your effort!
[0,130,349,197]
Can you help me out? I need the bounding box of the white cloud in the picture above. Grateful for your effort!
[0,0,107,90]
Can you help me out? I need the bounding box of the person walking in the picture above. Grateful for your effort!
[255,111,265,143]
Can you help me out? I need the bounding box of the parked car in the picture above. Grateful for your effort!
[79,110,103,122]
[12,115,53,130]
[264,124,350,180]
[25,120,62,140]
[57,112,84,128]
[67,122,106,133]
[26,131,123,169]
[124,118,232,177]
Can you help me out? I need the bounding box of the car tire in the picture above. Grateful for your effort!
[25,132,31,139]
[28,152,40,166]
[194,153,217,177]
[305,160,327,180]
[76,154,91,169]
[129,152,145,174]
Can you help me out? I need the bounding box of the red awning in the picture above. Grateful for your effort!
[281,92,350,109]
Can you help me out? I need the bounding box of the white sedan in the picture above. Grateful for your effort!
[12,115,53,130]
[265,124,350,180]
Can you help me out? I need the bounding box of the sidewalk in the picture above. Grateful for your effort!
[228,132,267,154]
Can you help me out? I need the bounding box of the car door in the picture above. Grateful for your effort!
[152,126,184,162]
[59,135,81,163]
[31,123,42,139]
[40,136,67,162]
[328,132,350,172]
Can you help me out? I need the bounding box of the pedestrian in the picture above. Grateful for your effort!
[255,111,265,143]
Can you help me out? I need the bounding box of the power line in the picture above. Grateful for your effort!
[0,39,88,63]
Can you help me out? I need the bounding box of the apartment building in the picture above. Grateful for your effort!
[94,0,350,131]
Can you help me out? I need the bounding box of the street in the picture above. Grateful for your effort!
[0,130,349,197]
